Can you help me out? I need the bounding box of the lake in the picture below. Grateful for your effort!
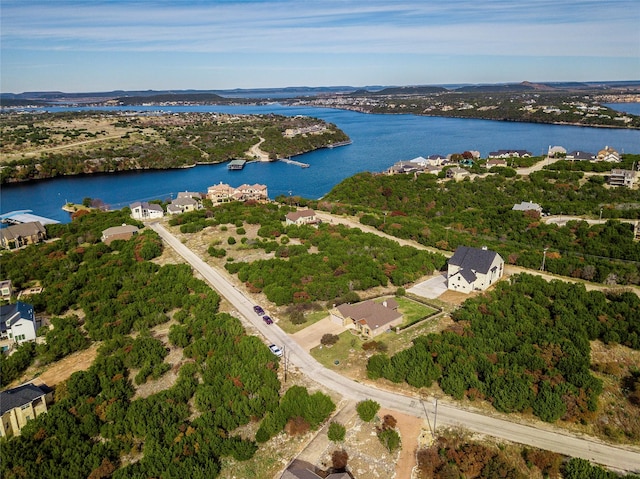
[2,104,639,224]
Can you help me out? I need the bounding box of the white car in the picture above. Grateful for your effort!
[268,344,283,357]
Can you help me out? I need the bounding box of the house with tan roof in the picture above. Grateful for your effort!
[597,146,620,162]
[101,224,140,245]
[285,209,319,226]
[206,182,268,204]
[331,298,402,338]
[0,221,46,250]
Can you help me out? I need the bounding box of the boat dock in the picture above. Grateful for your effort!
[279,158,310,168]
[327,140,352,148]
[228,159,247,170]
[0,210,60,226]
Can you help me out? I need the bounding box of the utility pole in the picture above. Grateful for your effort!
[283,345,288,383]
[433,398,438,435]
[540,247,548,272]
[599,208,603,221]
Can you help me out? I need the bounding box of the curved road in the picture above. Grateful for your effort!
[149,222,640,473]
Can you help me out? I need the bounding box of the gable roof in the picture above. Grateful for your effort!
[286,210,316,221]
[337,300,402,330]
[102,225,139,237]
[0,302,35,333]
[0,383,48,415]
[448,246,501,274]
[0,221,46,242]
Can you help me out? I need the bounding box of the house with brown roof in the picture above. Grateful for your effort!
[206,182,268,203]
[285,209,318,226]
[485,159,508,169]
[331,299,402,338]
[101,224,140,245]
[0,221,47,250]
[446,167,470,181]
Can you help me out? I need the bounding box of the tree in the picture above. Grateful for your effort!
[320,333,340,346]
[327,421,346,442]
[356,399,380,422]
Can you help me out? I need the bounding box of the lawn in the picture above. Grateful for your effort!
[278,309,329,334]
[311,330,364,369]
[375,296,439,327]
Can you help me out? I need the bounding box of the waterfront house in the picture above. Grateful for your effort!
[130,201,164,220]
[548,146,567,157]
[408,156,429,167]
[597,146,620,162]
[387,161,422,175]
[512,201,543,214]
[331,299,402,338]
[426,154,448,166]
[0,383,53,437]
[236,183,269,202]
[0,221,47,250]
[207,182,268,204]
[101,224,140,245]
[177,191,203,200]
[285,209,319,226]
[447,246,504,294]
[609,169,637,188]
[566,150,595,161]
[488,149,532,158]
[0,302,37,346]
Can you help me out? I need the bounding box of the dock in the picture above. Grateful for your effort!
[327,140,352,148]
[0,210,60,226]
[228,159,247,170]
[279,157,310,168]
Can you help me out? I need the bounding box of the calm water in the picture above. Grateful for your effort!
[2,104,639,224]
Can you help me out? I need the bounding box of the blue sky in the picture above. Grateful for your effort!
[1,0,639,93]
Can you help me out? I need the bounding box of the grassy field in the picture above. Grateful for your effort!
[278,309,329,334]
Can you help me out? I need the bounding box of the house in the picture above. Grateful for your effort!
[408,156,429,167]
[130,201,164,220]
[512,201,543,214]
[597,146,620,162]
[331,299,402,338]
[485,159,508,169]
[387,161,422,175]
[166,196,200,215]
[285,209,319,226]
[609,169,637,188]
[547,146,566,157]
[236,183,269,202]
[426,154,448,166]
[565,150,595,161]
[206,182,269,204]
[447,246,504,293]
[488,149,532,158]
[0,221,47,250]
[446,167,470,181]
[1,280,14,300]
[101,224,140,245]
[0,383,53,437]
[0,302,37,345]
[177,191,203,200]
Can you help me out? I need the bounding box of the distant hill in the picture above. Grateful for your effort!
[352,85,448,96]
[114,92,228,105]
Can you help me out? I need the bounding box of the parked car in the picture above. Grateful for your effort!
[262,315,273,325]
[253,305,264,315]
[268,344,283,357]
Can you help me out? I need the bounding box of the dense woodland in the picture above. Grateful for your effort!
[367,274,640,428]
[0,111,349,183]
[167,201,447,305]
[317,156,640,285]
[0,210,335,478]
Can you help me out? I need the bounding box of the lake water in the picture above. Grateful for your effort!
[2,104,639,224]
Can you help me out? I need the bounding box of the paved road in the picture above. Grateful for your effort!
[149,222,640,473]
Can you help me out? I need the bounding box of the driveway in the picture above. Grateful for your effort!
[292,316,347,351]
[408,273,448,299]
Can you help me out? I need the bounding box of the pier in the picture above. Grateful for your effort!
[228,159,247,170]
[279,157,310,168]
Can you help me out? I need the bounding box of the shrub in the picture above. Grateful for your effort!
[227,236,236,245]
[356,399,380,422]
[321,334,340,346]
[327,422,346,442]
[331,449,349,471]
[377,428,401,453]
[290,310,306,325]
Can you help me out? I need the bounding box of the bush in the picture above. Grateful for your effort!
[377,428,401,453]
[227,236,236,245]
[321,333,340,346]
[327,422,346,442]
[356,399,380,422]
[290,310,306,325]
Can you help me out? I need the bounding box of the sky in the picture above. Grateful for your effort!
[1,0,639,93]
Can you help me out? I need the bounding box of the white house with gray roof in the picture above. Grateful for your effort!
[447,246,504,293]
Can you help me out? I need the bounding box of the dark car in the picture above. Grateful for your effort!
[262,315,273,325]
[253,305,264,315]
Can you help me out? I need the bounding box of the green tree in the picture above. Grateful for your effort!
[356,399,380,422]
